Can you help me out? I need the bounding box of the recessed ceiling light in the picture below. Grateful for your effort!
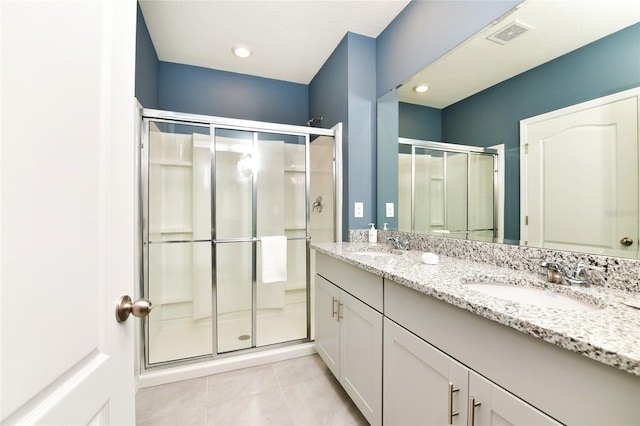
[232,45,253,58]
[413,84,429,93]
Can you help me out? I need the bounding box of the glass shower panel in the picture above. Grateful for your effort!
[148,242,212,364]
[398,144,412,232]
[214,129,253,240]
[468,153,495,241]
[445,151,469,235]
[414,148,444,234]
[216,242,253,353]
[148,122,211,242]
[214,129,254,353]
[146,121,212,365]
[255,133,307,347]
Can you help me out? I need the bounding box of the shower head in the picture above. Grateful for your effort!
[305,116,323,127]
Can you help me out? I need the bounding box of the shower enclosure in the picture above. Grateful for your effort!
[140,109,341,368]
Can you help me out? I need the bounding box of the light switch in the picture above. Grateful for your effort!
[354,202,364,218]
[386,203,394,217]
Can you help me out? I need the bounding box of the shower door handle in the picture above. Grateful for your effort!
[116,295,153,323]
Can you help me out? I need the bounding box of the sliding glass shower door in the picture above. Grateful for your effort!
[214,129,309,353]
[145,121,213,364]
[143,116,315,366]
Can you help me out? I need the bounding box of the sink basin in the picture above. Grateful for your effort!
[348,247,404,257]
[464,282,599,312]
[350,250,400,257]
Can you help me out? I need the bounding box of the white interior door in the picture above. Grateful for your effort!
[521,89,639,256]
[1,1,137,424]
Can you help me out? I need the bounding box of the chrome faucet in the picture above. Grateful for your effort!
[387,236,411,250]
[539,260,605,287]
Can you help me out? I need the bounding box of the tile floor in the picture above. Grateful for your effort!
[136,354,368,426]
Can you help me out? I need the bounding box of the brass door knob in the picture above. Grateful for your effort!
[116,295,153,322]
[620,237,634,246]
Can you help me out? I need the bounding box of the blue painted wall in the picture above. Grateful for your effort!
[376,0,521,97]
[309,36,349,143]
[309,33,377,240]
[399,102,441,141]
[348,34,378,234]
[158,62,309,125]
[442,23,640,241]
[135,3,159,108]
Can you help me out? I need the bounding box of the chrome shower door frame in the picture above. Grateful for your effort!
[140,108,338,371]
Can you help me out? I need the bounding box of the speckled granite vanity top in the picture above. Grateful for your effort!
[311,242,640,376]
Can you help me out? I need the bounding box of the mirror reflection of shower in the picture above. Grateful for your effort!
[306,116,323,127]
[398,139,501,241]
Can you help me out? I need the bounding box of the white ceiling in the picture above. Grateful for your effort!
[399,0,640,108]
[138,0,410,85]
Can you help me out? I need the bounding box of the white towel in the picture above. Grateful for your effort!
[261,236,288,284]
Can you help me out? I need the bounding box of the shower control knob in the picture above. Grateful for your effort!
[116,295,153,323]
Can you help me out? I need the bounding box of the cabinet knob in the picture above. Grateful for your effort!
[620,237,633,246]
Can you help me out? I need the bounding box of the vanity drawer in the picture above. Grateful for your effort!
[316,253,383,312]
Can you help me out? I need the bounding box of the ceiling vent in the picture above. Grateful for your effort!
[487,21,532,45]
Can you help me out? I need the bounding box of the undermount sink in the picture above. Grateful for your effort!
[348,247,404,257]
[350,250,401,257]
[463,282,600,312]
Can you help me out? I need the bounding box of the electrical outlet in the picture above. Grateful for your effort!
[354,202,364,218]
[386,202,394,217]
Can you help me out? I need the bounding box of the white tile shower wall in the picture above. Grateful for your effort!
[350,229,640,292]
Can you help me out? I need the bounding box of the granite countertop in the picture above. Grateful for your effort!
[311,242,640,376]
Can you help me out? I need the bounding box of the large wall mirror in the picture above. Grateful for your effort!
[377,0,640,258]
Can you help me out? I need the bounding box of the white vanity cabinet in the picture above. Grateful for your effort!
[384,318,469,425]
[467,371,560,426]
[384,319,559,426]
[315,254,383,426]
[313,251,640,425]
[385,278,640,426]
[315,274,341,377]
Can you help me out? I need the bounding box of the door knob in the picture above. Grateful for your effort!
[620,237,633,246]
[116,295,153,322]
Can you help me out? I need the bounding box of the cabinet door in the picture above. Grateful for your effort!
[340,290,383,426]
[315,275,341,378]
[468,372,561,426]
[384,319,468,426]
